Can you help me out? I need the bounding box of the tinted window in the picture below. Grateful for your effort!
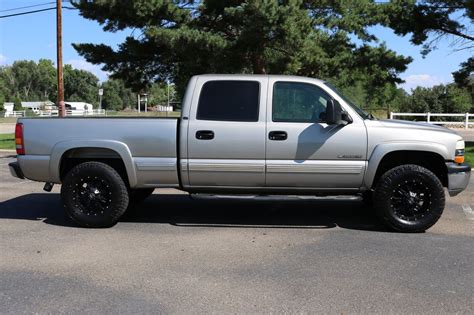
[197,81,260,122]
[272,82,331,123]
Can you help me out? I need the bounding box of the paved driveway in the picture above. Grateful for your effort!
[0,154,473,313]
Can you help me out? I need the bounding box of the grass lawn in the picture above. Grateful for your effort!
[0,133,15,150]
[465,142,474,166]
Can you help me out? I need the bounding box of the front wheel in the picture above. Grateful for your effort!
[373,164,445,233]
[61,161,129,228]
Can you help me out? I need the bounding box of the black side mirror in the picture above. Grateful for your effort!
[341,111,352,124]
[325,99,343,125]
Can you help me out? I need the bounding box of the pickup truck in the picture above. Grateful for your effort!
[9,74,471,232]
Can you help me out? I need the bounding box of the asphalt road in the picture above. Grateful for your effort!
[0,154,473,314]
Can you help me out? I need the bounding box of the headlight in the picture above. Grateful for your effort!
[455,140,465,164]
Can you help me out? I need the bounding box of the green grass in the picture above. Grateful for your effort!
[465,142,474,166]
[0,133,15,150]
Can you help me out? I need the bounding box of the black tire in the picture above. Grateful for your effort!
[128,188,154,203]
[373,164,445,233]
[61,161,129,228]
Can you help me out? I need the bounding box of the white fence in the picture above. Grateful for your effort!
[5,109,106,118]
[4,110,26,117]
[390,112,473,129]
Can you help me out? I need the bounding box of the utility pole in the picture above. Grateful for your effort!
[56,0,65,117]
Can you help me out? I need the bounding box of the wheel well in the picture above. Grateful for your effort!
[372,150,448,188]
[59,147,129,185]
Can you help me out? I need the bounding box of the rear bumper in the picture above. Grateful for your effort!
[446,162,471,197]
[9,162,25,179]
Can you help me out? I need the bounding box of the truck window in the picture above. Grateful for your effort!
[197,80,260,122]
[272,82,331,123]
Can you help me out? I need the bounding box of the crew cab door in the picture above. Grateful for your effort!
[265,78,367,189]
[186,77,268,187]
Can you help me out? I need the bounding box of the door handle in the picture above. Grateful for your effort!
[196,130,214,140]
[269,131,287,141]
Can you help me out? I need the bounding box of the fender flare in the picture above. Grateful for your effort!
[50,139,137,187]
[364,142,450,188]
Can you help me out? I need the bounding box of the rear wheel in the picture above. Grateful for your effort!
[61,161,129,228]
[373,164,445,233]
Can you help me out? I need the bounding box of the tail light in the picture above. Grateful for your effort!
[15,123,25,155]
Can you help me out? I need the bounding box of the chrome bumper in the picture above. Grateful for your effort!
[446,162,471,197]
[8,162,24,179]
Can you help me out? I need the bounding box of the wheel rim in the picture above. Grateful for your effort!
[390,177,432,222]
[72,176,113,216]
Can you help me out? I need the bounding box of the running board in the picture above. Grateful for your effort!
[190,194,361,201]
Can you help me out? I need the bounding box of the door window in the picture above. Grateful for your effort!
[272,82,331,123]
[197,80,260,122]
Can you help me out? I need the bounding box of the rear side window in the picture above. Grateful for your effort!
[197,80,260,122]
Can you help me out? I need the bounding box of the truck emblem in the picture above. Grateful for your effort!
[337,154,362,159]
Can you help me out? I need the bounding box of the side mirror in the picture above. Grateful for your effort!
[325,99,343,125]
[341,111,353,124]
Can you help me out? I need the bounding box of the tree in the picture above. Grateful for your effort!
[386,0,473,106]
[72,0,414,97]
[400,83,471,114]
[445,83,472,113]
[148,82,176,106]
[13,96,22,111]
[385,0,473,55]
[63,64,99,105]
[101,79,136,110]
[36,59,57,101]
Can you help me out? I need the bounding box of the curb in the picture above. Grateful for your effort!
[0,150,16,157]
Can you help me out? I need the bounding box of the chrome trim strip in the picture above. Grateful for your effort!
[135,158,177,171]
[188,159,265,173]
[266,160,364,174]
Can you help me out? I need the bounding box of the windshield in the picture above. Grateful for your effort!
[324,82,371,120]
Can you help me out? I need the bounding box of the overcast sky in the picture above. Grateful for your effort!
[1,0,472,93]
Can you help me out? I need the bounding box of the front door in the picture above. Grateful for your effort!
[187,77,268,187]
[265,79,367,189]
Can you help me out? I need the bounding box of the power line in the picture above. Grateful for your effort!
[0,6,76,19]
[0,2,55,13]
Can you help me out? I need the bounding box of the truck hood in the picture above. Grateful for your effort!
[378,119,458,135]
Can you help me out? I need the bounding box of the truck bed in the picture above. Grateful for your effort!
[17,117,180,188]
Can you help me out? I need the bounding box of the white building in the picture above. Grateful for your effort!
[64,102,94,111]
[2,102,14,116]
[21,101,55,113]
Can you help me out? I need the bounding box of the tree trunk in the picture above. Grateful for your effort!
[252,53,266,74]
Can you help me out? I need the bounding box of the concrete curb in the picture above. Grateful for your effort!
[0,150,16,157]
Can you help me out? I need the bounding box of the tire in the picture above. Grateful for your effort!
[61,161,129,228]
[128,188,154,204]
[373,164,445,233]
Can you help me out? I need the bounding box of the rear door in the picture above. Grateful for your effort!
[187,77,268,187]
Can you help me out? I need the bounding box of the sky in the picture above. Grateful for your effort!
[0,0,472,92]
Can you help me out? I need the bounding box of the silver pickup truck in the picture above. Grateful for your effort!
[9,74,471,232]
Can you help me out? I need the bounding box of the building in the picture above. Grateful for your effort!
[2,102,14,116]
[21,101,55,113]
[64,102,94,111]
